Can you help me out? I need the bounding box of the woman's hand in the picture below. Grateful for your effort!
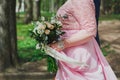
[49,41,65,52]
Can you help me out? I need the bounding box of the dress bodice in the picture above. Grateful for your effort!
[56,0,97,34]
[56,0,80,30]
[54,1,118,80]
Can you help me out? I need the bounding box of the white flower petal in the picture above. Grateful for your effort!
[36,43,41,49]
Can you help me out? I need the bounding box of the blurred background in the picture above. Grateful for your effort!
[0,0,120,80]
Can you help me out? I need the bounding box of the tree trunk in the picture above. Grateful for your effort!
[32,0,41,21]
[0,0,18,72]
[16,0,22,18]
[9,0,19,66]
[100,0,105,15]
[50,0,54,13]
[54,0,66,12]
[24,0,33,24]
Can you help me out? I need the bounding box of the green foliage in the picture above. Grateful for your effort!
[41,11,55,19]
[99,14,120,20]
[104,0,120,14]
[17,12,117,73]
[47,57,58,72]
[17,21,57,72]
[101,44,115,56]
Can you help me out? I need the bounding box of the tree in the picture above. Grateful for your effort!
[33,0,41,21]
[100,0,104,15]
[17,0,22,18]
[24,0,33,24]
[100,0,120,15]
[0,0,18,72]
[24,0,41,24]
[50,0,54,13]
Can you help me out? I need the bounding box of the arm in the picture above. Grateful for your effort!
[64,0,97,48]
[50,0,97,51]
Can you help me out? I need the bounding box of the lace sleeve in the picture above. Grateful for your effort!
[72,0,96,36]
[63,0,97,48]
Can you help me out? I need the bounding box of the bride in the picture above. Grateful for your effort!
[49,0,117,80]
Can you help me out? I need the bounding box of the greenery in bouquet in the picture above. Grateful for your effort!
[29,16,65,72]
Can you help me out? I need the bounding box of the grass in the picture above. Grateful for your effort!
[17,11,54,62]
[101,44,115,56]
[17,12,117,62]
[99,14,120,20]
[17,22,112,63]
[17,22,51,63]
[17,22,37,61]
[17,12,116,72]
[17,14,58,72]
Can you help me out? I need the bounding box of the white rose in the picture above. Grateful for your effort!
[41,16,45,21]
[33,27,38,34]
[45,29,50,35]
[36,43,40,49]
[45,22,54,30]
[37,29,44,35]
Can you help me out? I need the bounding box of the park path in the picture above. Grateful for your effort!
[99,20,120,80]
[0,20,120,80]
[98,20,120,54]
[17,20,120,80]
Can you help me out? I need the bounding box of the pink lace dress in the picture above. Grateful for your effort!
[55,0,117,80]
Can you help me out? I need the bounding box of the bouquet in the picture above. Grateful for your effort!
[30,16,64,50]
[30,16,65,72]
[30,16,88,72]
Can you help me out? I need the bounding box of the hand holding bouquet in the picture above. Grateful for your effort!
[29,16,88,72]
[29,16,65,72]
[30,16,65,51]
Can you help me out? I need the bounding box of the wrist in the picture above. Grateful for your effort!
[63,39,69,48]
[57,39,69,50]
[57,40,65,50]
